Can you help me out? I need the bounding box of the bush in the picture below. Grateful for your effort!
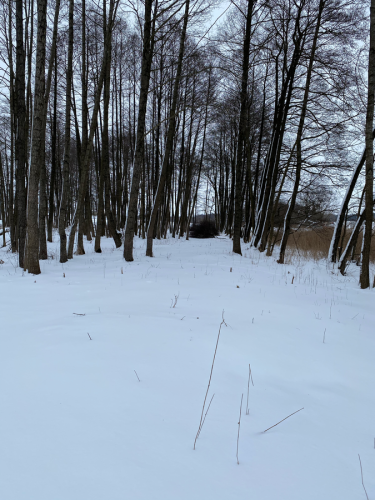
[189,220,219,239]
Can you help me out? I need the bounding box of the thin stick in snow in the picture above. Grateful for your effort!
[236,394,243,464]
[170,293,179,308]
[196,394,215,439]
[246,363,254,415]
[263,407,304,433]
[358,454,369,500]
[87,332,92,340]
[134,370,141,382]
[194,311,227,450]
[249,363,254,386]
[323,328,326,343]
[73,313,85,316]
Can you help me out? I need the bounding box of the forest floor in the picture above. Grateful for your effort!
[0,234,374,500]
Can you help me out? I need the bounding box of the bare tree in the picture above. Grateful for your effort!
[360,0,375,289]
[26,0,47,274]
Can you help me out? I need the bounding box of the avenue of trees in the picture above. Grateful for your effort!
[0,0,373,287]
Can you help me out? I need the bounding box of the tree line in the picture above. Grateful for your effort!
[0,0,373,287]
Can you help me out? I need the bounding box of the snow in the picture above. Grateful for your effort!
[0,234,374,500]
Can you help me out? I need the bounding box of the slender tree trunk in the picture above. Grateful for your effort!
[59,0,74,263]
[328,130,375,263]
[8,0,16,252]
[38,0,60,256]
[103,1,121,248]
[26,0,47,274]
[0,155,6,247]
[360,0,375,288]
[68,0,118,258]
[339,198,375,275]
[278,0,324,264]
[15,0,27,268]
[233,0,255,255]
[124,0,155,261]
[146,0,190,257]
[186,72,211,236]
[48,51,58,242]
[77,0,88,254]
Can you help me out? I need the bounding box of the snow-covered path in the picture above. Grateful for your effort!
[1,236,374,500]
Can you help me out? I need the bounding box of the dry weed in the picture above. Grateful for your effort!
[284,225,375,263]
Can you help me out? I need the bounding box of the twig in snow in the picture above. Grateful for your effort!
[170,293,179,308]
[73,313,86,316]
[263,407,304,433]
[246,363,254,415]
[323,328,326,343]
[194,311,227,450]
[236,394,243,464]
[87,332,92,340]
[134,370,141,382]
[196,394,215,440]
[249,363,254,386]
[358,454,369,500]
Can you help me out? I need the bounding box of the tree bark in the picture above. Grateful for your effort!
[278,0,324,264]
[124,0,155,261]
[15,0,27,268]
[233,0,255,255]
[59,0,74,263]
[360,0,375,288]
[0,154,6,247]
[339,199,375,275]
[146,0,190,257]
[26,0,47,274]
[68,0,118,258]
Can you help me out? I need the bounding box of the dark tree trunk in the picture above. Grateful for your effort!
[68,0,118,258]
[278,0,324,264]
[360,0,375,288]
[233,0,255,255]
[146,0,190,257]
[15,0,27,268]
[339,199,375,276]
[124,0,155,261]
[26,0,47,274]
[59,0,74,263]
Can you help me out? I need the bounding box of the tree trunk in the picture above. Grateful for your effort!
[233,0,255,255]
[360,0,375,288]
[146,0,190,257]
[15,0,27,268]
[68,0,118,258]
[338,199,375,275]
[278,0,324,264]
[0,155,6,247]
[59,0,74,263]
[26,0,47,274]
[48,50,58,242]
[103,1,121,248]
[328,129,375,263]
[124,0,155,261]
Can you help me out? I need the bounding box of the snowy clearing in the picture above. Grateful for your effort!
[0,235,374,500]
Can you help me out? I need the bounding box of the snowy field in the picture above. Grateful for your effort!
[0,234,374,500]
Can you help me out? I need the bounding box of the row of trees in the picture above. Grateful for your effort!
[0,0,373,286]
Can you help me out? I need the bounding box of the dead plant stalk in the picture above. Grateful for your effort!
[194,311,227,449]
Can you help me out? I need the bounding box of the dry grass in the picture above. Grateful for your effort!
[283,225,375,263]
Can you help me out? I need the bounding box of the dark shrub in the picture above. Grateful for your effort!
[189,220,219,238]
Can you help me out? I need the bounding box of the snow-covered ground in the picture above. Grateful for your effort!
[0,234,374,500]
